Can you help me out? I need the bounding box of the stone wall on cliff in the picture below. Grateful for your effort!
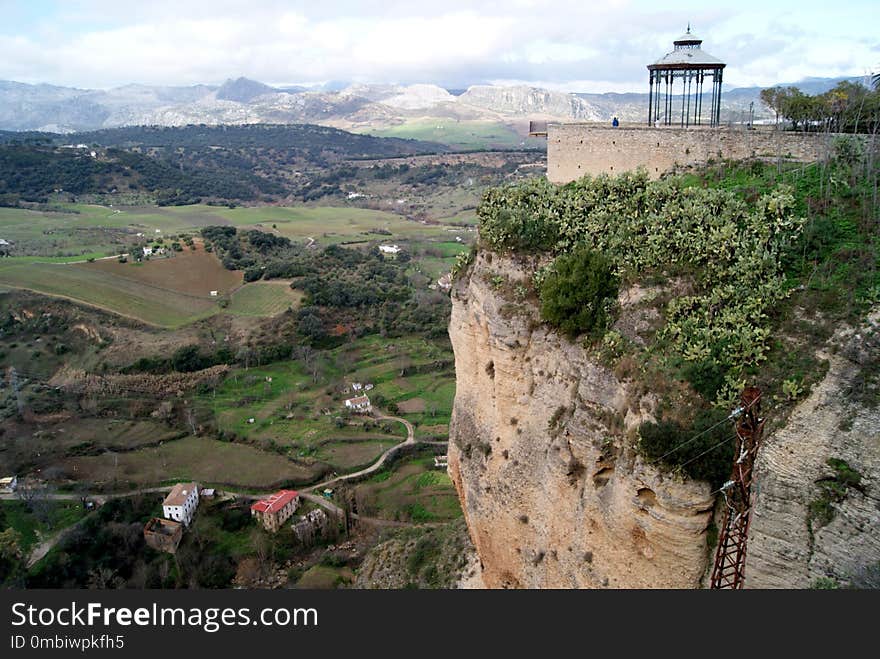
[547,124,833,183]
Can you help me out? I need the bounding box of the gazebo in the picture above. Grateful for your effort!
[647,26,725,127]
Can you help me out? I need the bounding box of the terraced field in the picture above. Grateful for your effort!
[347,455,461,523]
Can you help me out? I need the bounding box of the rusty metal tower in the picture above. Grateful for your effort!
[710,387,765,589]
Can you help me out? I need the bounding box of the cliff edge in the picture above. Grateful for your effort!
[447,251,715,588]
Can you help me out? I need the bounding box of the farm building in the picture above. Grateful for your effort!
[344,395,372,413]
[143,517,184,554]
[251,490,301,532]
[162,482,200,526]
[0,476,17,493]
[379,244,401,255]
[292,508,331,545]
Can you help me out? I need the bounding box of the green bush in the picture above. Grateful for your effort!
[638,408,734,487]
[538,246,618,338]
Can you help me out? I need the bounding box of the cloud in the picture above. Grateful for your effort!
[0,1,876,90]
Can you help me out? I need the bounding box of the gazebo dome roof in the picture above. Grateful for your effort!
[649,26,725,69]
[674,25,702,45]
[651,48,724,68]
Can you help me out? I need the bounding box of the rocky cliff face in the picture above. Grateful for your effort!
[746,313,880,588]
[458,85,602,120]
[447,251,716,588]
[448,251,880,589]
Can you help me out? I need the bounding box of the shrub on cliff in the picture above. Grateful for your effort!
[638,408,734,487]
[539,246,618,338]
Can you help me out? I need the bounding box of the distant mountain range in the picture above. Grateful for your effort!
[0,75,866,134]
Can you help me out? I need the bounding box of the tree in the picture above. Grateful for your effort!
[538,245,619,338]
[759,86,786,127]
[0,528,25,586]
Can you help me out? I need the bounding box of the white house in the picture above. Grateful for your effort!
[379,244,401,255]
[0,476,17,493]
[344,395,372,413]
[142,246,154,257]
[162,482,199,526]
[351,382,363,392]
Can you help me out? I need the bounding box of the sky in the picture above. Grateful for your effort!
[0,0,877,92]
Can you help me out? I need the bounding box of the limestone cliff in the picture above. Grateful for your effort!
[746,313,880,588]
[447,251,716,588]
[448,251,880,589]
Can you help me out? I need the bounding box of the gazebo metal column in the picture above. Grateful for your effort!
[646,26,726,127]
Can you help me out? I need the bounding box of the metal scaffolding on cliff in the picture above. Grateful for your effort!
[710,387,765,589]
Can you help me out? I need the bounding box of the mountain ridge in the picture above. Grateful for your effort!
[0,75,866,134]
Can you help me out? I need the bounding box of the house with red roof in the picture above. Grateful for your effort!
[250,489,301,532]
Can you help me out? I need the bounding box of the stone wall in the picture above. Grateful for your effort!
[547,123,833,183]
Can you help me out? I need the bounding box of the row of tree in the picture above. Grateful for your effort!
[760,79,880,133]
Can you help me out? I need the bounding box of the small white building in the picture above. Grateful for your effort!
[142,246,154,257]
[344,395,372,414]
[379,244,401,255]
[351,382,363,392]
[162,482,199,526]
[0,476,17,493]
[210,290,219,297]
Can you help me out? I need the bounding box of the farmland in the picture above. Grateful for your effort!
[61,436,322,489]
[0,259,220,327]
[227,281,304,317]
[0,202,470,326]
[361,118,541,150]
[344,452,461,523]
[0,203,461,257]
[79,244,242,296]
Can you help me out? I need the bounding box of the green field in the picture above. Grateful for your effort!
[361,119,537,150]
[0,203,454,256]
[0,260,219,327]
[227,282,304,317]
[62,436,322,489]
